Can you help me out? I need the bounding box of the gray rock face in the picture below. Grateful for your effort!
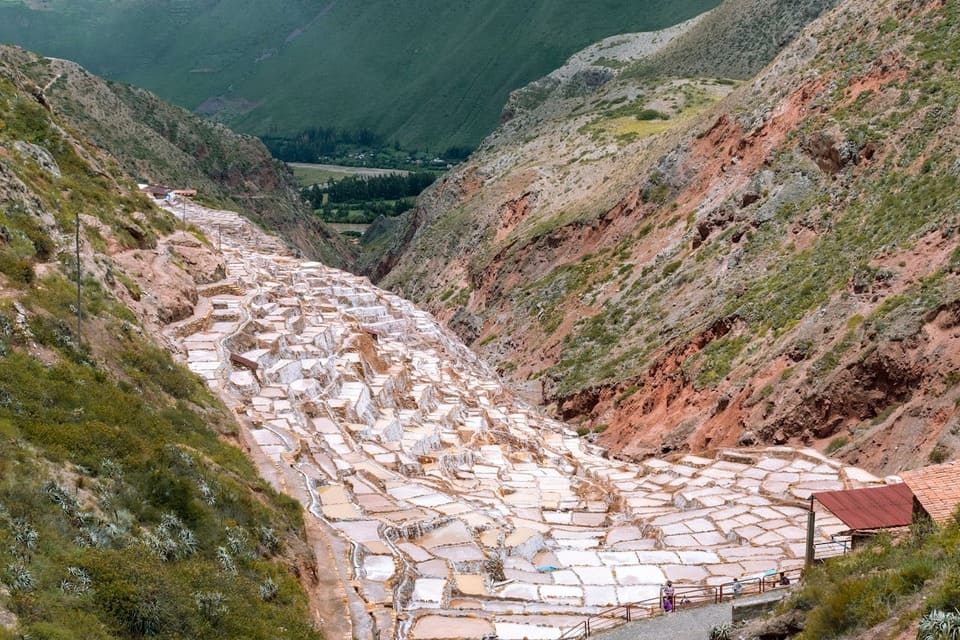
[13,141,60,177]
[740,607,806,639]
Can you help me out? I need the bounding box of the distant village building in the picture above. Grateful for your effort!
[141,184,174,199]
[139,184,196,199]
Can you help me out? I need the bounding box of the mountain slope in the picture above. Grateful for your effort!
[0,50,326,639]
[372,0,960,475]
[0,0,720,150]
[0,45,353,270]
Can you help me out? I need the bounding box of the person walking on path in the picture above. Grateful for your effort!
[732,577,743,599]
[662,580,675,612]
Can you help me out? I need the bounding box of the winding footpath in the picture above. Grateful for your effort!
[594,590,788,640]
[163,202,886,640]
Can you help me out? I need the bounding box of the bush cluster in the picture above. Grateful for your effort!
[793,514,960,639]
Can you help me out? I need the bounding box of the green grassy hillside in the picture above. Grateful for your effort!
[0,0,720,150]
[0,45,354,269]
[778,514,960,638]
[628,0,837,79]
[0,48,323,640]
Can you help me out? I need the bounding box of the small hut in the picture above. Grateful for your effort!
[812,483,914,549]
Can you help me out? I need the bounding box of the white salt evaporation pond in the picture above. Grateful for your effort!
[164,202,888,640]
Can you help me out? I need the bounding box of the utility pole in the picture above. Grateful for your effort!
[75,210,81,347]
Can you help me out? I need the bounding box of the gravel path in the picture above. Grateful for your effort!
[595,592,786,640]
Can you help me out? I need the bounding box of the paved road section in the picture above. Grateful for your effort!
[163,202,885,640]
[596,591,788,640]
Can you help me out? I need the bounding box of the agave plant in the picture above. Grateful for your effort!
[43,481,78,516]
[12,518,38,553]
[257,526,281,556]
[142,513,199,561]
[143,530,179,561]
[60,566,92,595]
[197,479,217,505]
[258,576,279,602]
[226,526,253,560]
[99,458,123,479]
[918,610,960,640]
[216,546,237,574]
[76,519,130,550]
[194,591,228,623]
[710,623,733,640]
[4,563,36,593]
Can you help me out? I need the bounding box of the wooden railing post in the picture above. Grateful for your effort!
[626,604,631,621]
[805,496,816,568]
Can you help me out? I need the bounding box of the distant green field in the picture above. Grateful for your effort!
[291,167,338,187]
[0,0,720,151]
[289,163,410,188]
[290,165,353,188]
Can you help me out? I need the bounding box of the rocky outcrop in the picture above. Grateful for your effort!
[111,227,227,327]
[0,587,16,636]
[166,231,226,284]
[739,608,807,640]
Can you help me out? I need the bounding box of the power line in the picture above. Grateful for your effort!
[75,210,81,347]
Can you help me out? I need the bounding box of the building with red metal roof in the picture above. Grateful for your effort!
[812,482,915,532]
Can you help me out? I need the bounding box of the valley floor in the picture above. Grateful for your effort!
[163,201,888,639]
[288,162,410,179]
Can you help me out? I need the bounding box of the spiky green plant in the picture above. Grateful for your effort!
[257,526,282,556]
[59,566,92,595]
[918,610,960,640]
[194,591,228,624]
[258,577,279,602]
[216,546,237,574]
[226,526,253,560]
[4,563,35,593]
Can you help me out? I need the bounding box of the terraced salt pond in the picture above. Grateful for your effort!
[165,202,886,640]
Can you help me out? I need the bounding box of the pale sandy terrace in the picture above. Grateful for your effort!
[164,201,888,640]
